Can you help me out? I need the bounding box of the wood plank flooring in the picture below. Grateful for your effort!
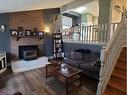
[0,67,97,95]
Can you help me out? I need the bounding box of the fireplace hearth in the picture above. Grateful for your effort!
[19,45,38,61]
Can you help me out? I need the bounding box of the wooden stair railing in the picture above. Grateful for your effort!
[96,16,127,95]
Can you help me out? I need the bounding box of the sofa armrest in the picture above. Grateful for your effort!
[64,53,71,59]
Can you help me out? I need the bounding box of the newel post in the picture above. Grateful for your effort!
[96,46,106,95]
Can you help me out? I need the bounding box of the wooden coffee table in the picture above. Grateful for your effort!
[45,62,82,93]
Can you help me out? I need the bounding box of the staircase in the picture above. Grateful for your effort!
[96,11,127,95]
[103,47,127,95]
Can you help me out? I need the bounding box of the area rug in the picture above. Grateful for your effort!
[11,57,50,73]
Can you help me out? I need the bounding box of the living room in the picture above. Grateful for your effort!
[0,0,127,95]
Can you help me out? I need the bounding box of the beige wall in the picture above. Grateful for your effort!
[111,0,123,23]
[9,8,61,60]
[9,10,44,30]
[93,17,98,25]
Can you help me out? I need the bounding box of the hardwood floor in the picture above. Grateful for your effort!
[0,67,98,95]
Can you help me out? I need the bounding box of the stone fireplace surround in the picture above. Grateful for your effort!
[10,37,48,73]
[10,37,44,61]
[19,45,38,61]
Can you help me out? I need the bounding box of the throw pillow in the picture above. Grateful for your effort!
[71,52,83,60]
[83,53,92,63]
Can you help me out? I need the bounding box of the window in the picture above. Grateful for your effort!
[62,16,72,29]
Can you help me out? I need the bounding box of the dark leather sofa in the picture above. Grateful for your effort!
[64,49,101,80]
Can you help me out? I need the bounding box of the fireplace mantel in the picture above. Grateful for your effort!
[11,36,44,41]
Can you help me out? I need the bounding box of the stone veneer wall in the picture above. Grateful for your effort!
[9,10,44,30]
[9,9,61,60]
[10,38,43,60]
[9,10,44,61]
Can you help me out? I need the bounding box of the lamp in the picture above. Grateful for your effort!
[44,26,50,33]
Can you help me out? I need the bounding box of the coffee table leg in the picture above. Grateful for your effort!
[45,65,51,78]
[45,66,48,78]
[46,65,50,78]
[80,73,82,86]
[66,80,69,93]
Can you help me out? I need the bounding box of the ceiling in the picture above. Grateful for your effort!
[69,0,127,17]
[0,0,74,13]
[71,0,99,17]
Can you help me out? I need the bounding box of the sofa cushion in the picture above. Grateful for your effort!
[64,58,84,68]
[82,69,100,80]
[90,52,100,62]
[80,62,100,72]
[83,54,92,63]
[83,52,100,63]
[71,52,83,60]
[75,49,91,54]
[80,62,100,80]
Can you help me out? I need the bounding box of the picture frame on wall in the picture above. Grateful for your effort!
[18,27,25,36]
[32,31,37,36]
[31,28,38,36]
[10,30,18,36]
[38,31,44,37]
[18,27,23,31]
[33,28,38,32]
[18,31,25,36]
[25,30,31,36]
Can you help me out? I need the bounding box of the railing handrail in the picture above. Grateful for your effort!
[105,20,126,52]
[104,23,122,52]
[63,22,120,30]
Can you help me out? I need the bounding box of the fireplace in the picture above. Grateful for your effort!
[19,45,38,61]
[23,50,37,61]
